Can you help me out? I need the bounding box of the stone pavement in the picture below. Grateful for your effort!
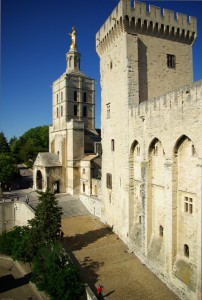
[0,256,42,300]
[1,189,180,300]
[61,215,180,300]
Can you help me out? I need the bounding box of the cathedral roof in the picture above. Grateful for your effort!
[33,152,62,167]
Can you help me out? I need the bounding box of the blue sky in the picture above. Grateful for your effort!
[1,0,202,141]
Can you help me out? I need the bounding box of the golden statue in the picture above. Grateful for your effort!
[69,26,76,50]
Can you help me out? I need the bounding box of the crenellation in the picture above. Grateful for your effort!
[133,81,202,120]
[96,0,197,54]
[148,4,161,20]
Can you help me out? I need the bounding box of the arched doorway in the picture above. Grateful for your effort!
[36,170,43,190]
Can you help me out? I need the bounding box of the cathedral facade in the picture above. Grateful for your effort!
[96,1,201,299]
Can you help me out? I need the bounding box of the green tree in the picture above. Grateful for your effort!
[28,191,62,257]
[0,132,10,153]
[0,229,16,255]
[31,243,84,300]
[12,226,32,263]
[10,126,49,165]
[0,226,30,259]
[0,153,17,182]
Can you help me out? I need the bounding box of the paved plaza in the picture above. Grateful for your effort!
[1,188,180,300]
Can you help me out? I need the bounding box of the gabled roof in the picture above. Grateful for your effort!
[33,152,62,167]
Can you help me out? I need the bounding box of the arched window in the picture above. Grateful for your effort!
[61,106,63,116]
[61,91,63,101]
[56,94,59,103]
[57,107,59,118]
[83,183,85,193]
[74,105,77,116]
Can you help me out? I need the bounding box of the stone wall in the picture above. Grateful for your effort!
[80,195,101,219]
[96,1,201,299]
[0,201,35,233]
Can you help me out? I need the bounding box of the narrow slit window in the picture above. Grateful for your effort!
[83,92,87,102]
[83,106,87,117]
[111,139,115,151]
[106,173,112,189]
[159,225,164,237]
[184,244,189,257]
[106,103,110,119]
[74,105,77,116]
[74,91,77,101]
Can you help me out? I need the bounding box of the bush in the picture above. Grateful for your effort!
[31,243,85,300]
[0,226,31,262]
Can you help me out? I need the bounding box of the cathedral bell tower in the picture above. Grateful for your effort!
[49,27,97,195]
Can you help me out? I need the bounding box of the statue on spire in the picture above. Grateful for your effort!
[69,27,77,50]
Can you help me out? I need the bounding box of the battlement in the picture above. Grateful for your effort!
[133,80,202,120]
[96,0,197,54]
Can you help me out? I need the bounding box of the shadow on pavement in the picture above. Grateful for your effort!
[0,272,31,293]
[62,226,114,297]
[63,227,113,252]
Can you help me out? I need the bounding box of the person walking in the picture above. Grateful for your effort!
[97,284,103,299]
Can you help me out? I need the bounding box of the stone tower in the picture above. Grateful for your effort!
[96,1,201,299]
[47,28,96,195]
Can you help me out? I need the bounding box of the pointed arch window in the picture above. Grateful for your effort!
[61,105,63,117]
[61,91,63,101]
[56,107,59,118]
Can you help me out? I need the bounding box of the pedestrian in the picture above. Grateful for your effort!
[60,230,64,240]
[26,195,29,204]
[97,284,103,299]
[17,196,19,201]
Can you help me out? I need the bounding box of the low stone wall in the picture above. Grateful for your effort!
[14,201,35,227]
[0,201,35,232]
[80,194,101,219]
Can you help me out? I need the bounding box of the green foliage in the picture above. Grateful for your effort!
[12,226,32,263]
[28,191,62,257]
[0,153,17,182]
[0,230,16,255]
[0,226,31,262]
[31,243,84,300]
[10,125,49,164]
[0,132,10,153]
[0,194,84,300]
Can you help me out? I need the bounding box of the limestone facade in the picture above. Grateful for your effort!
[33,42,101,195]
[96,1,201,299]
